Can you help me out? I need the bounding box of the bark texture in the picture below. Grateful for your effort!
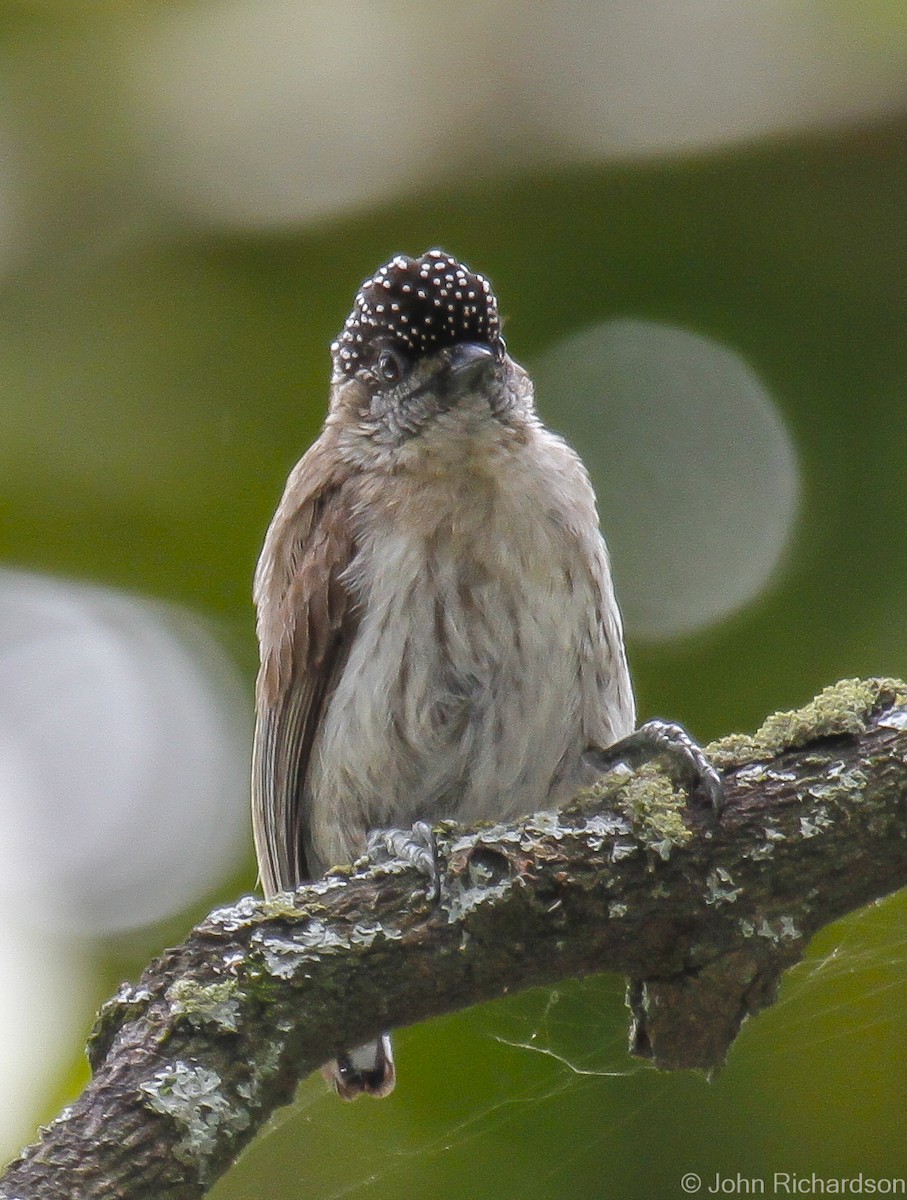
[2,677,906,1200]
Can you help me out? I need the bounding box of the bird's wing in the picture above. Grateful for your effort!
[251,445,359,896]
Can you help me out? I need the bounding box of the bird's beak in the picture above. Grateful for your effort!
[405,342,501,413]
[440,342,498,392]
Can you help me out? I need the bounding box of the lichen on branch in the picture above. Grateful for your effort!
[2,677,906,1200]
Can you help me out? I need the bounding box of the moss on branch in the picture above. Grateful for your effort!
[2,678,907,1200]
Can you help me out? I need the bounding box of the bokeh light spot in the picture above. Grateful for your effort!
[0,923,94,1156]
[0,571,251,936]
[532,320,800,640]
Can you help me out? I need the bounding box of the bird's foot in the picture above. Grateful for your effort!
[585,719,724,814]
[367,820,440,898]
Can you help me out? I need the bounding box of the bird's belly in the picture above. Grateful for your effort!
[305,524,620,875]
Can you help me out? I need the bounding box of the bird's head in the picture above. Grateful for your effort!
[329,250,529,448]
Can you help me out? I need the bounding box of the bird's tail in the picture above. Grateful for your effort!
[322,1034,396,1100]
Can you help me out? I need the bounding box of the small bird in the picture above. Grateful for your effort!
[251,249,716,1099]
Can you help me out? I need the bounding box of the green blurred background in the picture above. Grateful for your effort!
[1,2,906,1196]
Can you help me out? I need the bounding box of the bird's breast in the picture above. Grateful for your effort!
[305,435,632,872]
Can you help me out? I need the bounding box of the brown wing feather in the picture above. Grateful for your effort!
[251,443,358,896]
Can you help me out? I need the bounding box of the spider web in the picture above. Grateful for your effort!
[216,890,907,1200]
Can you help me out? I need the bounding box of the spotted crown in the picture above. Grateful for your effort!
[332,249,500,377]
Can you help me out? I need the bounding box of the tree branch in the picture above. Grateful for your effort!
[3,677,907,1200]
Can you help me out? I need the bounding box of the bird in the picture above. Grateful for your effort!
[251,248,717,1099]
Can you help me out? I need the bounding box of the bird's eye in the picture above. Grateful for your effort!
[377,348,405,384]
[493,336,507,363]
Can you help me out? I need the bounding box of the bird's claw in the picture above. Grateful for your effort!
[367,820,440,898]
[585,718,724,814]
